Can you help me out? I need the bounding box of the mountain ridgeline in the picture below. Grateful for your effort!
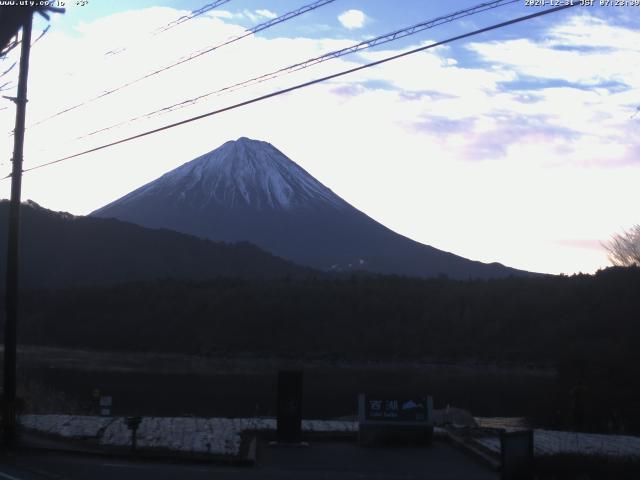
[93,137,528,279]
[0,200,312,289]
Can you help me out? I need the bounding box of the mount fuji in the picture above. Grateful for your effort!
[92,137,526,279]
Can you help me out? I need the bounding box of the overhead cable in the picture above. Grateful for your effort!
[4,3,577,180]
[29,0,337,129]
[80,0,520,140]
[153,0,233,34]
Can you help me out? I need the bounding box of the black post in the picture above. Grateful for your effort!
[276,370,303,444]
[500,429,534,480]
[125,417,142,452]
[2,12,33,447]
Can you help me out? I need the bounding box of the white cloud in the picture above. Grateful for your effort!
[208,10,235,19]
[338,9,366,30]
[1,8,638,275]
[467,15,640,88]
[242,9,278,23]
[208,9,277,22]
[255,9,277,20]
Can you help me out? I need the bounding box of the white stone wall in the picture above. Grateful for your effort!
[19,415,357,457]
[474,429,640,459]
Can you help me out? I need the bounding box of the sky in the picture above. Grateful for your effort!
[0,0,638,275]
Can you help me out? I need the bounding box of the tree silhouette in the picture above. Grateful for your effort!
[604,225,640,267]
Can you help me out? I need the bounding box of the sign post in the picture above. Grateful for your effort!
[99,396,112,417]
[358,394,434,445]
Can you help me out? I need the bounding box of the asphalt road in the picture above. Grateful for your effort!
[0,441,498,479]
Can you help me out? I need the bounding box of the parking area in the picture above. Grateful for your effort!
[0,439,497,480]
[256,438,498,479]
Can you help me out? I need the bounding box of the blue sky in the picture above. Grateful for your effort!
[44,0,635,44]
[2,0,639,274]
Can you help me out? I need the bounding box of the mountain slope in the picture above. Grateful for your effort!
[0,200,314,289]
[93,137,529,279]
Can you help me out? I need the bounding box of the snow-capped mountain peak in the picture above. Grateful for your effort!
[92,137,526,279]
[116,137,345,211]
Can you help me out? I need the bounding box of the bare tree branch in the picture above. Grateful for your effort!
[604,225,640,267]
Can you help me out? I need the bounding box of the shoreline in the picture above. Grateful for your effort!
[10,345,557,377]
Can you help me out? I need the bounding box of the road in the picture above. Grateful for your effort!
[0,440,498,479]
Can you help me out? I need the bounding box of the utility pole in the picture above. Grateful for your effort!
[3,11,33,447]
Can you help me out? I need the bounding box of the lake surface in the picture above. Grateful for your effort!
[18,349,561,424]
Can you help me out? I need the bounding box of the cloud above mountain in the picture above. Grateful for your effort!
[0,4,637,275]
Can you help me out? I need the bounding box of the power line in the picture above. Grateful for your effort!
[31,24,50,46]
[0,36,20,58]
[153,0,232,34]
[0,61,17,79]
[3,3,577,180]
[78,0,519,140]
[28,0,337,130]
[105,0,233,57]
[2,24,51,59]
[0,27,52,94]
